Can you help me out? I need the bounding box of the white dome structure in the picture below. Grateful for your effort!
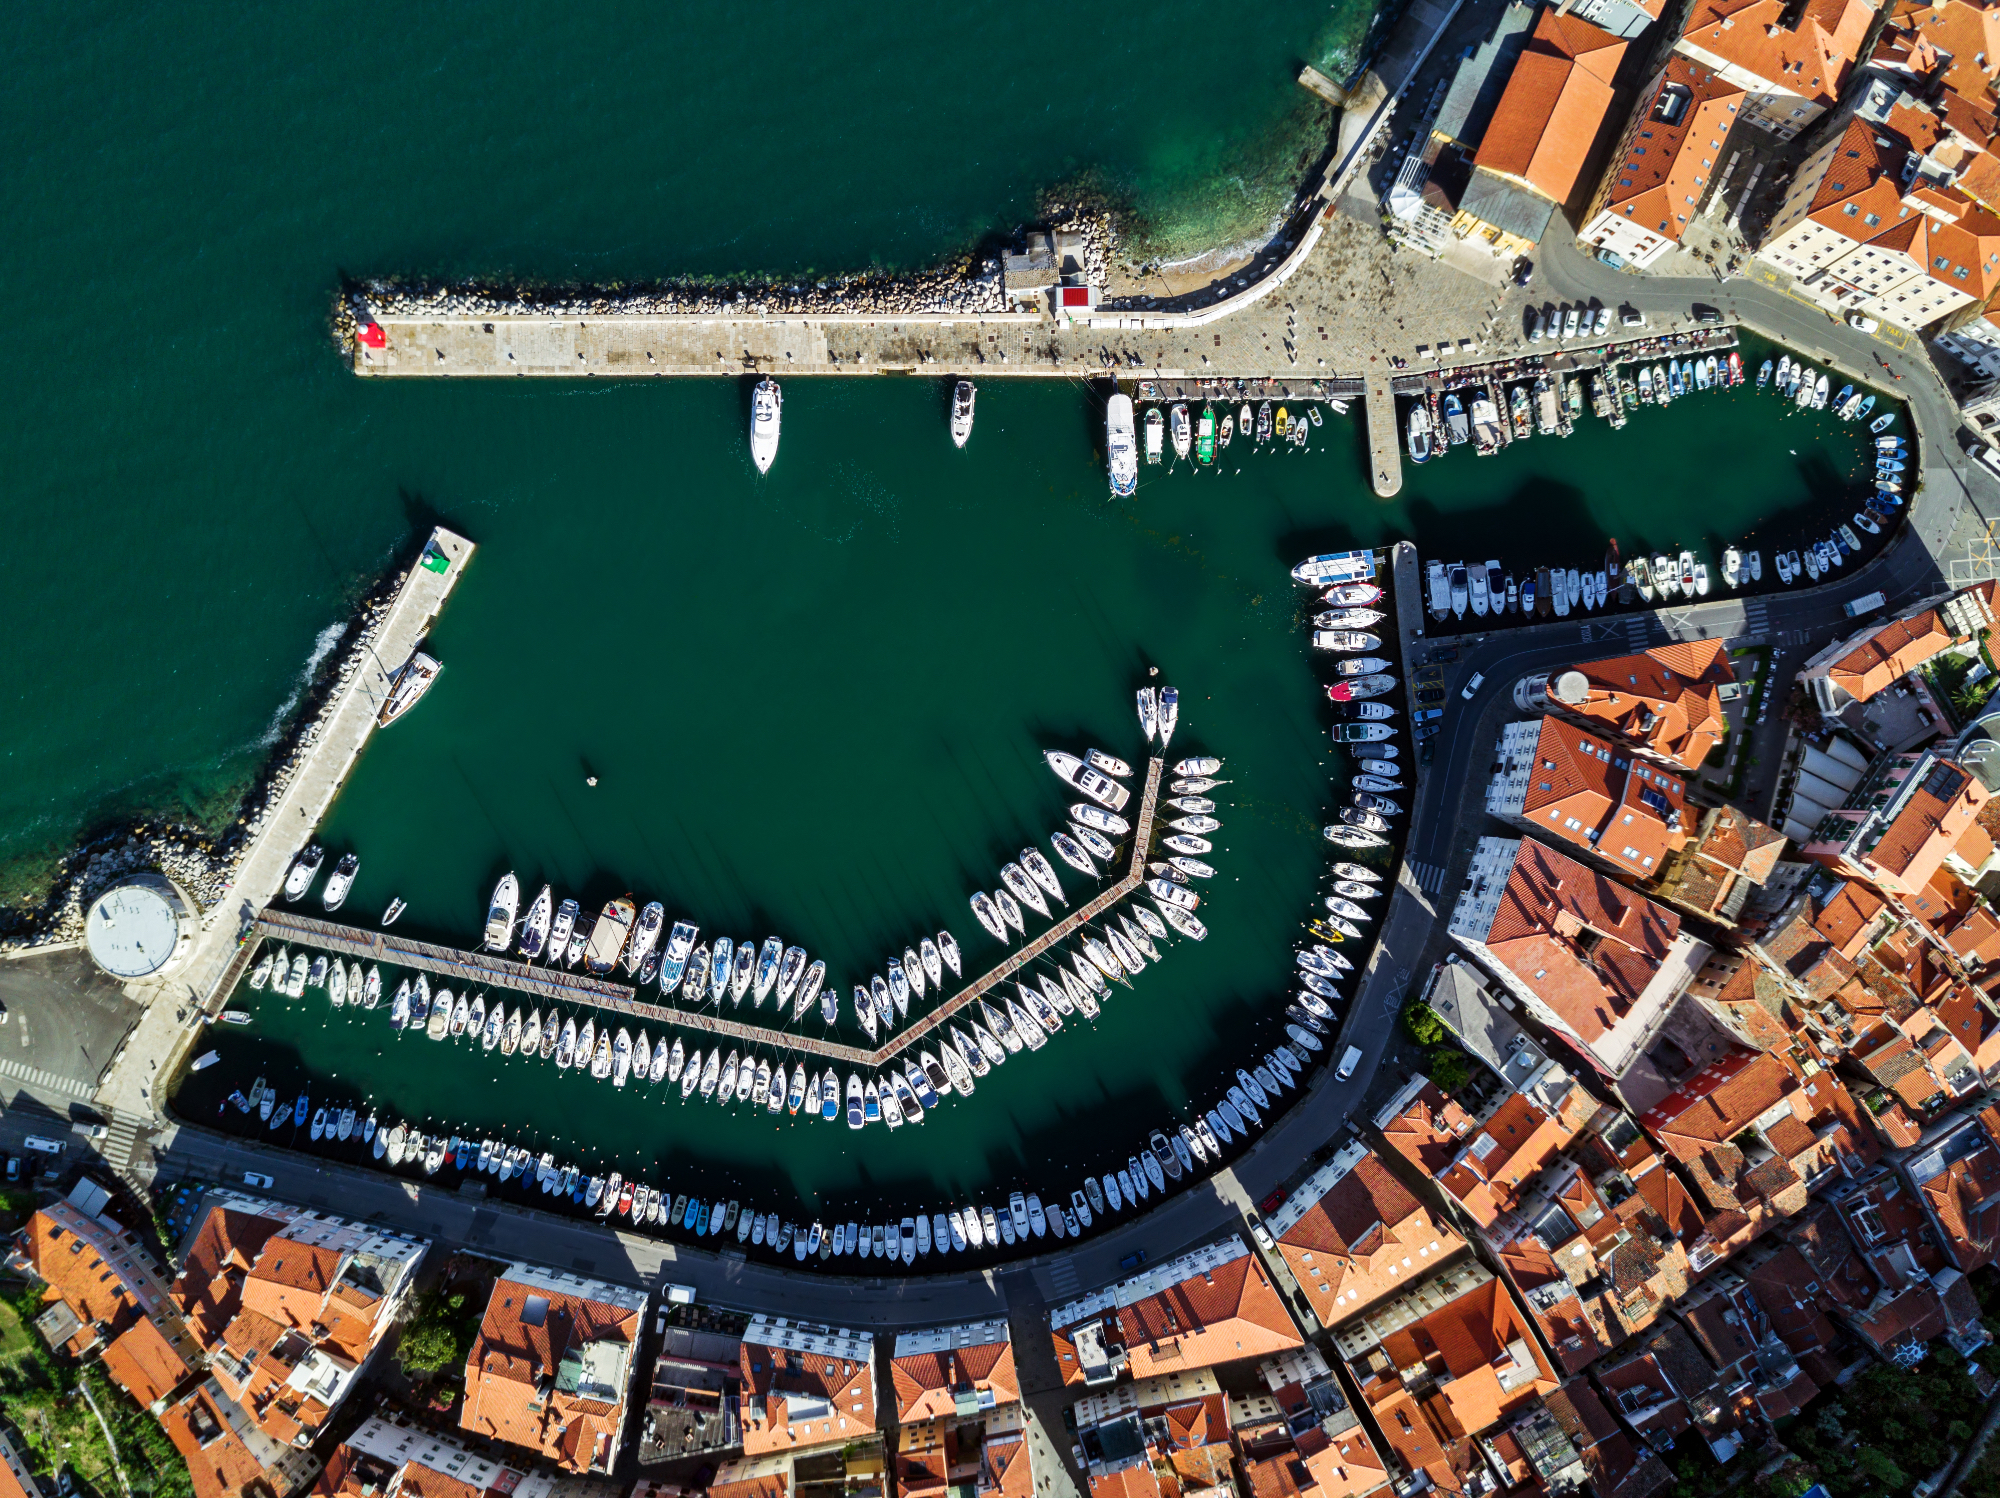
[83,874,194,980]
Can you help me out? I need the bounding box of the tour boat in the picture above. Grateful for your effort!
[379,652,441,727]
[950,381,975,447]
[1107,394,1138,496]
[283,846,324,901]
[322,853,358,911]
[483,873,519,952]
[750,378,782,473]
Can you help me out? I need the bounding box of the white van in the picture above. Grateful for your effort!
[1336,1047,1364,1081]
[22,1136,64,1156]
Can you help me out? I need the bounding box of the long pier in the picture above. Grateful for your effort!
[246,757,1169,1072]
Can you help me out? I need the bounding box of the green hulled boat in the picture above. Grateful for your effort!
[1195,405,1216,465]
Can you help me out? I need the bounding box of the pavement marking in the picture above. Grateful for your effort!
[1407,860,1449,895]
[0,1055,96,1102]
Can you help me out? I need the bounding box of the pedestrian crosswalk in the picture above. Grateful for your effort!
[1039,1256,1080,1301]
[0,1054,95,1102]
[1741,598,1771,637]
[1408,860,1450,895]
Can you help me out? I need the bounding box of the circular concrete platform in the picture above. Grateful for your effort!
[84,875,193,980]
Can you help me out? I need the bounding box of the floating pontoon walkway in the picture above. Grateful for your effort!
[248,757,1166,1070]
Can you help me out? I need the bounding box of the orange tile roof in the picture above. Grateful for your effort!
[1242,1427,1390,1498]
[1512,719,1692,875]
[1680,0,1872,106]
[1376,1082,1478,1177]
[1819,602,1959,703]
[740,1331,877,1453]
[101,1316,197,1410]
[1437,1091,1595,1226]
[1477,839,1685,1047]
[1476,10,1628,204]
[1640,1050,1795,1158]
[1275,1152,1468,1326]
[984,1432,1035,1498]
[1596,60,1746,256]
[1114,1252,1303,1380]
[1550,641,1734,770]
[890,1336,1018,1422]
[163,1385,292,1498]
[462,1274,642,1473]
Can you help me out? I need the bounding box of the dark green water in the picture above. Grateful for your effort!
[168,370,1890,1224]
[1,0,1894,1223]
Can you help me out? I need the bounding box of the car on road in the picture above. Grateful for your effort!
[243,1171,274,1189]
[1596,247,1628,269]
[1513,256,1535,287]
[1421,739,1436,765]
[1847,312,1881,333]
[1119,1249,1148,1272]
[1621,306,1646,328]
[1462,670,1486,700]
[1337,1046,1364,1081]
[3,1158,17,1183]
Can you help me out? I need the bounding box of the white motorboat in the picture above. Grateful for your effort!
[321,853,357,911]
[483,873,519,952]
[750,378,782,473]
[1170,403,1192,460]
[283,846,324,901]
[1107,394,1138,496]
[950,381,975,448]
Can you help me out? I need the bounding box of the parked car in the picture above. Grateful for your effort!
[1528,309,1545,342]
[1119,1249,1148,1272]
[1692,304,1722,324]
[1416,687,1445,705]
[1977,443,2000,477]
[243,1171,274,1189]
[1596,247,1628,269]
[3,1158,18,1183]
[1621,306,1646,328]
[1248,1214,1275,1251]
[1847,311,1881,333]
[1425,646,1459,665]
[1594,306,1612,335]
[1259,1188,1288,1213]
[1513,256,1535,287]
[1462,670,1486,700]
[1562,306,1579,339]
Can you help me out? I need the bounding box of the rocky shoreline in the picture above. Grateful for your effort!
[333,205,1124,345]
[0,565,412,958]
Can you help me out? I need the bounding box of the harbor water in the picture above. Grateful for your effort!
[169,371,1888,1221]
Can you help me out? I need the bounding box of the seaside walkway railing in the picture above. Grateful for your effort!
[247,758,1166,1070]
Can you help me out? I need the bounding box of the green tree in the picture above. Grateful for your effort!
[1401,1000,1444,1047]
[397,1290,473,1374]
[1428,1050,1471,1093]
[1854,1448,1906,1489]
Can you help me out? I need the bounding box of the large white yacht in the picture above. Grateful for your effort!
[750,378,782,473]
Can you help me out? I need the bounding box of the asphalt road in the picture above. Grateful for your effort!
[0,949,143,1119]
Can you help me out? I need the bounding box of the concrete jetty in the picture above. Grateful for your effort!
[239,759,1166,1073]
[97,529,476,1122]
[1365,375,1403,497]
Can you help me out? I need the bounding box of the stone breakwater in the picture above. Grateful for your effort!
[0,570,410,956]
[332,208,1120,348]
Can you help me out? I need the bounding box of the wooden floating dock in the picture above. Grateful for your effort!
[247,757,1168,1072]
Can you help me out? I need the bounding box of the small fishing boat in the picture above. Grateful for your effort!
[1195,404,1216,465]
[1144,407,1163,463]
[1169,403,1192,461]
[1256,401,1273,442]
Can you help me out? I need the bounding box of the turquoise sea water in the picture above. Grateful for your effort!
[0,0,1373,901]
